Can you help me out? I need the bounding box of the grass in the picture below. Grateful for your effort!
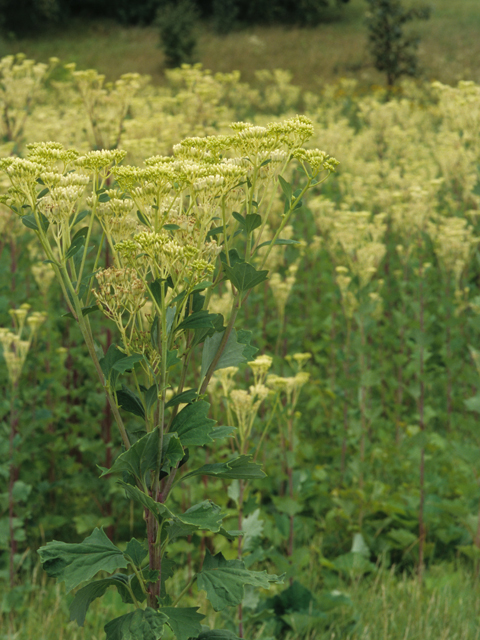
[0,0,478,90]
[330,564,480,640]
[2,563,480,639]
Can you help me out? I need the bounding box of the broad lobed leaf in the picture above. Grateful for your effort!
[197,550,284,611]
[38,528,128,592]
[182,455,266,481]
[170,400,216,446]
[160,607,205,640]
[69,574,132,626]
[104,608,167,640]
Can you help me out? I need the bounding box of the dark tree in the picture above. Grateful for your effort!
[156,0,200,68]
[366,0,431,88]
[0,0,61,35]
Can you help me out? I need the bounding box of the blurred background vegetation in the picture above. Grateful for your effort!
[2,1,480,639]
[0,0,478,88]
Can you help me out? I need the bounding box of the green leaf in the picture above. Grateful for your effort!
[19,210,49,232]
[104,429,160,482]
[65,227,88,260]
[232,212,262,234]
[465,395,480,413]
[245,213,262,233]
[112,354,143,374]
[164,519,199,541]
[241,509,264,551]
[161,433,185,472]
[272,496,303,517]
[178,501,225,533]
[118,483,165,522]
[207,224,225,238]
[232,211,245,227]
[100,345,128,384]
[137,210,150,227]
[71,209,89,226]
[166,305,176,336]
[278,175,293,200]
[211,426,236,439]
[149,278,172,308]
[182,455,266,482]
[165,389,197,408]
[222,261,268,293]
[333,552,376,577]
[144,384,159,414]
[98,193,110,203]
[160,607,205,640]
[131,568,159,603]
[197,550,284,611]
[256,238,300,249]
[116,387,145,419]
[71,264,98,297]
[192,280,213,291]
[104,608,167,640]
[170,401,216,446]
[11,481,31,502]
[197,631,241,640]
[177,310,218,331]
[219,248,242,267]
[62,304,100,320]
[21,213,39,230]
[218,528,242,541]
[166,349,181,369]
[38,528,128,592]
[125,538,148,567]
[159,556,176,598]
[192,313,225,348]
[236,329,257,362]
[69,575,132,626]
[351,532,370,557]
[201,329,249,379]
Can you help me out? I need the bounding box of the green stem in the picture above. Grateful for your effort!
[199,295,240,395]
[254,394,280,462]
[173,575,197,607]
[125,581,141,609]
[167,344,193,430]
[258,177,313,270]
[8,381,18,589]
[84,229,106,307]
[75,205,96,292]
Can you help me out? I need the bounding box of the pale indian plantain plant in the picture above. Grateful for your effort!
[0,117,338,640]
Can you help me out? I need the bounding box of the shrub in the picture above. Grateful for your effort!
[156,0,200,69]
[365,0,431,88]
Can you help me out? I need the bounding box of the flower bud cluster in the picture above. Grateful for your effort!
[292,148,340,176]
[93,268,147,336]
[0,54,55,144]
[266,370,310,407]
[0,304,46,385]
[76,149,127,172]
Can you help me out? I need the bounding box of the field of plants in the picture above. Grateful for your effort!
[1,30,480,640]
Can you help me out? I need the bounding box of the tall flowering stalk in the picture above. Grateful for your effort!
[211,355,272,637]
[267,355,311,572]
[0,119,338,639]
[311,206,386,505]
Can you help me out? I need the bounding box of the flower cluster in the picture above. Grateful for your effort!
[0,304,46,385]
